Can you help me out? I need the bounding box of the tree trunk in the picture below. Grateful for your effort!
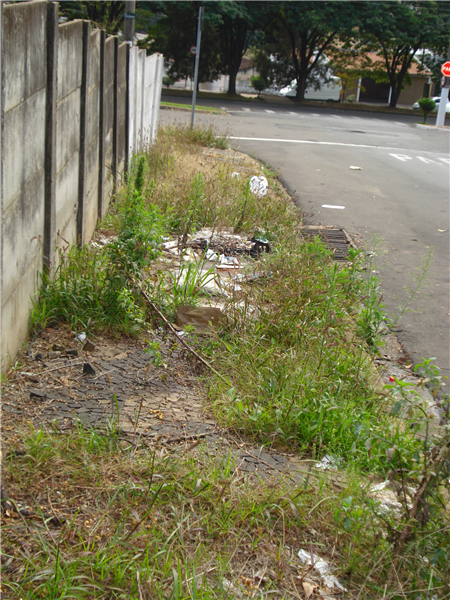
[389,82,402,108]
[295,77,307,102]
[227,67,239,95]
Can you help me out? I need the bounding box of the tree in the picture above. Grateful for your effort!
[418,97,436,123]
[250,74,268,96]
[254,2,360,102]
[142,2,225,86]
[144,1,268,95]
[356,1,450,108]
[59,1,125,35]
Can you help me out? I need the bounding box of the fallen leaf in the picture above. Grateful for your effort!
[302,580,317,598]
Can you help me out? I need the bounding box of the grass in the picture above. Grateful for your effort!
[161,101,227,114]
[11,124,450,598]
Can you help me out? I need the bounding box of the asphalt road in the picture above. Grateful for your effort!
[159,97,450,381]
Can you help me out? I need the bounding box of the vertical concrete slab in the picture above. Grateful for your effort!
[123,43,130,176]
[112,37,119,192]
[77,20,90,246]
[0,1,3,371]
[152,54,163,143]
[1,1,47,367]
[98,30,106,219]
[44,2,58,274]
[103,36,115,203]
[56,20,83,249]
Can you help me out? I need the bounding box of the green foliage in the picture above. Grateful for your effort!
[31,157,167,336]
[355,1,450,108]
[418,96,437,123]
[250,74,268,95]
[58,1,125,35]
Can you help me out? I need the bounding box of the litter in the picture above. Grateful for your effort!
[349,165,362,170]
[176,305,222,334]
[231,172,241,178]
[205,249,218,261]
[249,175,268,197]
[368,480,406,515]
[233,270,271,282]
[315,455,342,470]
[219,255,239,266]
[74,332,87,343]
[298,550,347,591]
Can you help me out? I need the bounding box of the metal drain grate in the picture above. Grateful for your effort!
[299,226,356,261]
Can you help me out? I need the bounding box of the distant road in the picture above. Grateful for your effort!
[159,99,450,381]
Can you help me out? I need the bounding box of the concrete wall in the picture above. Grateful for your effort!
[1,1,47,365]
[129,48,164,156]
[1,1,163,369]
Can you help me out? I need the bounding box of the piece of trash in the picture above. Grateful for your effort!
[231,172,241,178]
[233,270,271,283]
[315,454,342,470]
[251,236,270,255]
[162,240,179,251]
[83,339,96,353]
[438,229,447,232]
[176,305,222,334]
[75,332,86,343]
[83,363,96,376]
[298,550,347,591]
[205,249,218,261]
[349,165,362,170]
[219,255,239,266]
[249,175,268,197]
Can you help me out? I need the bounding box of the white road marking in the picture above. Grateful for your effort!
[242,108,252,112]
[331,114,342,118]
[417,156,441,164]
[229,136,449,160]
[310,113,320,117]
[389,153,413,161]
[322,204,345,209]
[288,111,299,115]
[265,109,275,113]
[351,116,361,119]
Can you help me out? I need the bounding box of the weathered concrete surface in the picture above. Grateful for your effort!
[1,1,163,370]
[1,1,47,365]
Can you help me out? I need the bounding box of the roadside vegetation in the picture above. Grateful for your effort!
[3,125,449,598]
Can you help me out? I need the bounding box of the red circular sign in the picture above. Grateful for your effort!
[441,61,450,76]
[190,46,197,55]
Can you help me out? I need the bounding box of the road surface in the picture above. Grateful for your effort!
[159,98,450,381]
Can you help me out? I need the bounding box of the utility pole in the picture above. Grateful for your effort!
[436,46,450,127]
[124,0,135,46]
[191,5,204,129]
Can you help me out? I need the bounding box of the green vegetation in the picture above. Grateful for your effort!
[161,101,226,114]
[10,126,450,597]
[418,96,437,123]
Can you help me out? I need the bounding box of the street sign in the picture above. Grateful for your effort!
[441,61,450,76]
[190,46,197,55]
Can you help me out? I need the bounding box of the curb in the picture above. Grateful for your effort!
[412,123,450,131]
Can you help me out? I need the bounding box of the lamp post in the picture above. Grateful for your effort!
[191,5,204,129]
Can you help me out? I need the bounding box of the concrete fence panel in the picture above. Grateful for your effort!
[1,2,163,369]
[55,20,83,249]
[1,1,47,364]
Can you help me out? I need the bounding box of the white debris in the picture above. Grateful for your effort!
[249,175,268,197]
[74,332,86,343]
[315,455,342,470]
[298,550,347,592]
[231,172,241,178]
[349,165,362,170]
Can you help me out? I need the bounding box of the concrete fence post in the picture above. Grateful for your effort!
[77,20,90,245]
[112,36,119,192]
[44,2,58,274]
[98,29,106,220]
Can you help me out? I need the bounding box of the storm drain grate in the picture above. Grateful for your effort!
[299,226,356,261]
